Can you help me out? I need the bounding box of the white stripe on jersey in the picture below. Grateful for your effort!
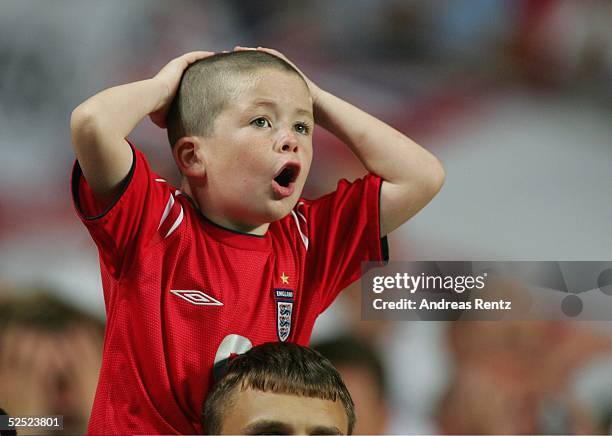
[290,204,309,250]
[158,194,175,230]
[296,202,306,223]
[165,205,184,238]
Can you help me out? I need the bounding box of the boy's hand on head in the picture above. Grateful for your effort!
[149,51,215,128]
[234,46,322,105]
[71,50,213,198]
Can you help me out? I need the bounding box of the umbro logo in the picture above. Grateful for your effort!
[170,290,223,306]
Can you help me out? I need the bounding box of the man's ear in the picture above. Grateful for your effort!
[173,136,206,177]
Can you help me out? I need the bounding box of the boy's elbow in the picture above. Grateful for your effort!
[71,103,98,132]
[430,158,446,195]
[414,156,445,199]
[70,103,103,149]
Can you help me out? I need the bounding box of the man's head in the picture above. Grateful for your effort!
[0,291,104,433]
[167,51,314,234]
[202,342,355,435]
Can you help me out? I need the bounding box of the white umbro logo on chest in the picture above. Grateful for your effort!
[170,290,223,306]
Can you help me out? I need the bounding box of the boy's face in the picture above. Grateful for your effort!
[219,387,349,435]
[197,69,313,234]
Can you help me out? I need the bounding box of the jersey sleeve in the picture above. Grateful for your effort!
[70,140,176,278]
[302,173,389,313]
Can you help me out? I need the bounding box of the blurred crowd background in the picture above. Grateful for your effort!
[1,0,612,434]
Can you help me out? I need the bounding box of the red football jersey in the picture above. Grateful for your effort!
[71,142,387,434]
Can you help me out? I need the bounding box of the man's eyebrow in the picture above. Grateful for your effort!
[248,99,313,120]
[309,425,343,435]
[242,419,293,435]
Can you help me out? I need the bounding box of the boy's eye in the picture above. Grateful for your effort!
[294,122,310,135]
[251,117,271,128]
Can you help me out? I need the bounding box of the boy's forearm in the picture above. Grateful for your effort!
[71,78,167,142]
[314,89,443,187]
[70,78,168,196]
[70,51,211,197]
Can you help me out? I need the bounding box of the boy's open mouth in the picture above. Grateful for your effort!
[274,163,299,187]
[272,162,300,198]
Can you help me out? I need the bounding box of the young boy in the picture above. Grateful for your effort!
[70,47,444,434]
[202,342,355,435]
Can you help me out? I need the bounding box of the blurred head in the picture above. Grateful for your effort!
[315,335,389,435]
[202,342,355,435]
[0,291,103,333]
[0,291,103,433]
[167,51,314,234]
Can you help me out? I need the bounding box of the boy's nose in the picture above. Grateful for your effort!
[276,131,299,153]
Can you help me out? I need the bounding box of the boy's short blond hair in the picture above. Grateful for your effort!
[166,50,306,148]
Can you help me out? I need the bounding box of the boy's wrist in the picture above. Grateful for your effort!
[310,85,323,108]
[148,77,172,113]
[313,87,335,120]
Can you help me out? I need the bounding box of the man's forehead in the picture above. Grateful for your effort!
[229,388,348,432]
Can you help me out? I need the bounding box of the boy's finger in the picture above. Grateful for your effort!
[258,47,279,55]
[181,51,215,64]
[256,47,284,58]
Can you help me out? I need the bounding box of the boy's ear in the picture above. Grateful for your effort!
[173,136,206,177]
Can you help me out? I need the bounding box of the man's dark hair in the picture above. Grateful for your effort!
[0,290,104,333]
[314,335,388,402]
[167,50,306,147]
[202,342,355,435]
